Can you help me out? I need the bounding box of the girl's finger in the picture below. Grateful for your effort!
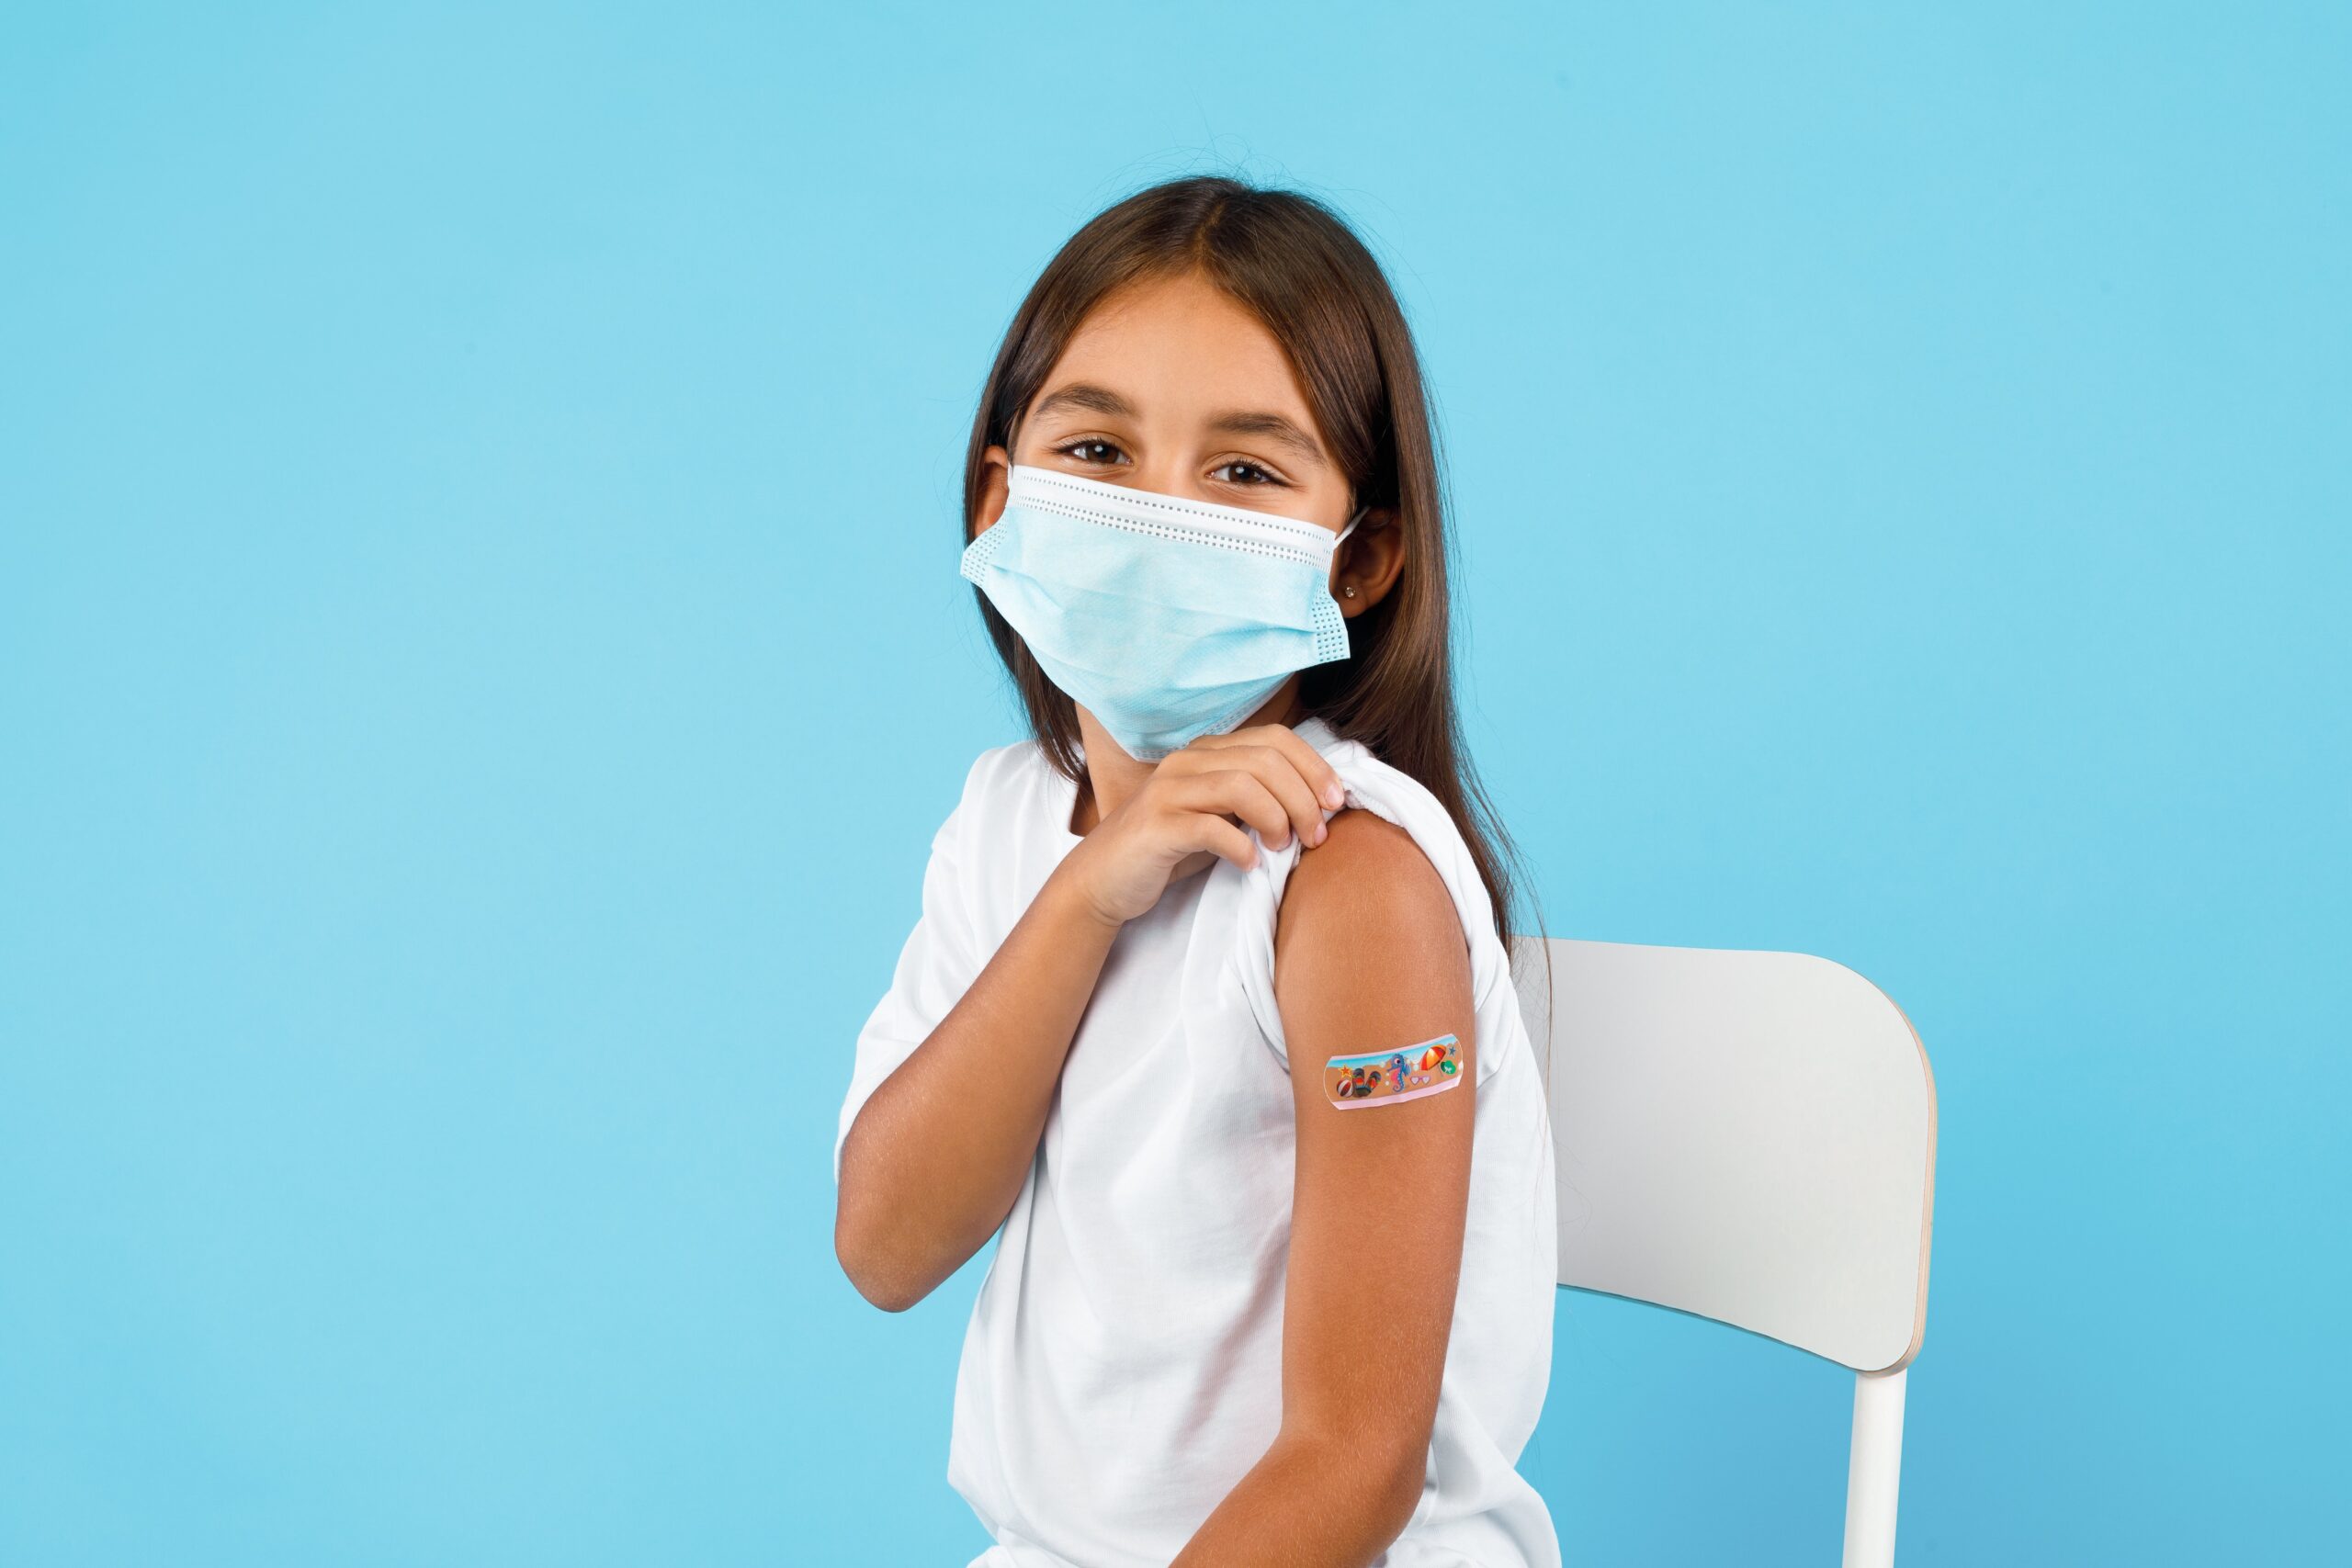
[1210,724,1347,815]
[1181,814,1259,874]
[1168,769,1293,850]
[1218,742,1330,850]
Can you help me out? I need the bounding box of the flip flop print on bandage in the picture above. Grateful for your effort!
[1323,1034,1463,1109]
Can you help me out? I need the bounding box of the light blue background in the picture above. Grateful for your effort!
[4,4,2344,1563]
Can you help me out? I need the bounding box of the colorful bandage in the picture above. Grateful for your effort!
[1323,1034,1463,1109]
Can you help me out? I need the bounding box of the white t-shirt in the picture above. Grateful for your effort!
[834,715,1561,1568]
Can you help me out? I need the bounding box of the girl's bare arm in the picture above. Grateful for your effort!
[832,861,1122,1312]
[833,724,1348,1313]
[1172,807,1476,1565]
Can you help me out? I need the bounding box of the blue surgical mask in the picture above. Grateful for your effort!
[960,463,1364,761]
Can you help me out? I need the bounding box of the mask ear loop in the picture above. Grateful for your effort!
[1331,502,1370,601]
[1334,502,1369,548]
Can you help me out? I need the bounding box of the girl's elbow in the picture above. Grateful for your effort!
[848,1270,926,1314]
[836,1235,928,1313]
[833,1196,932,1313]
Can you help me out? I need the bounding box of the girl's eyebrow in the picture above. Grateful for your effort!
[1204,407,1329,469]
[1028,380,1329,470]
[1029,381,1137,423]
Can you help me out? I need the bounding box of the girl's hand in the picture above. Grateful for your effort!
[1058,725,1350,929]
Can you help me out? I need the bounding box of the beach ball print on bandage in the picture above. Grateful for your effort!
[1323,1035,1462,1109]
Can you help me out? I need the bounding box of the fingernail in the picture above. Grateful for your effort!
[1322,782,1345,807]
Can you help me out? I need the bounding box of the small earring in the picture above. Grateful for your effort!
[1342,584,1357,598]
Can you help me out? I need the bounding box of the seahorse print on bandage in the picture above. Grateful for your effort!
[1323,1034,1463,1109]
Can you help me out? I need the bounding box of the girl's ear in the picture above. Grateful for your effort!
[1334,505,1406,616]
[974,445,1012,536]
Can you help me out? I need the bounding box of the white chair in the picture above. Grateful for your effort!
[1510,936,1937,1568]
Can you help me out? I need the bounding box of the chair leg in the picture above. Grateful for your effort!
[1840,1367,1907,1568]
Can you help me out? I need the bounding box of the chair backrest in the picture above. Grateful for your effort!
[1509,936,1936,1373]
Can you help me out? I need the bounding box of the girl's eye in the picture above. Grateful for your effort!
[1056,438,1127,467]
[1051,441,1285,488]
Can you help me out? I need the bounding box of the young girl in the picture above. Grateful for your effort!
[832,175,1559,1568]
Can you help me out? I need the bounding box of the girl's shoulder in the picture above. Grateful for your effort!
[931,734,1067,852]
[1291,718,1478,878]
[958,733,1057,801]
[1250,718,1521,1060]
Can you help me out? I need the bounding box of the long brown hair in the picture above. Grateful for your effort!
[959,174,1544,950]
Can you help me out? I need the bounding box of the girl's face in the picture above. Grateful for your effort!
[972,267,1406,768]
[977,269,1371,543]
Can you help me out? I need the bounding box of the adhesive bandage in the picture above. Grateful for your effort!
[1323,1034,1463,1109]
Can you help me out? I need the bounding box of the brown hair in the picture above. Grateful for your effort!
[959,173,1544,949]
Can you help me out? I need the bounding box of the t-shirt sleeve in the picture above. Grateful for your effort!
[832,764,986,1186]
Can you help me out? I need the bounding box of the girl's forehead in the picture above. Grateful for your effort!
[1037,281,1325,442]
[1059,275,1293,378]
